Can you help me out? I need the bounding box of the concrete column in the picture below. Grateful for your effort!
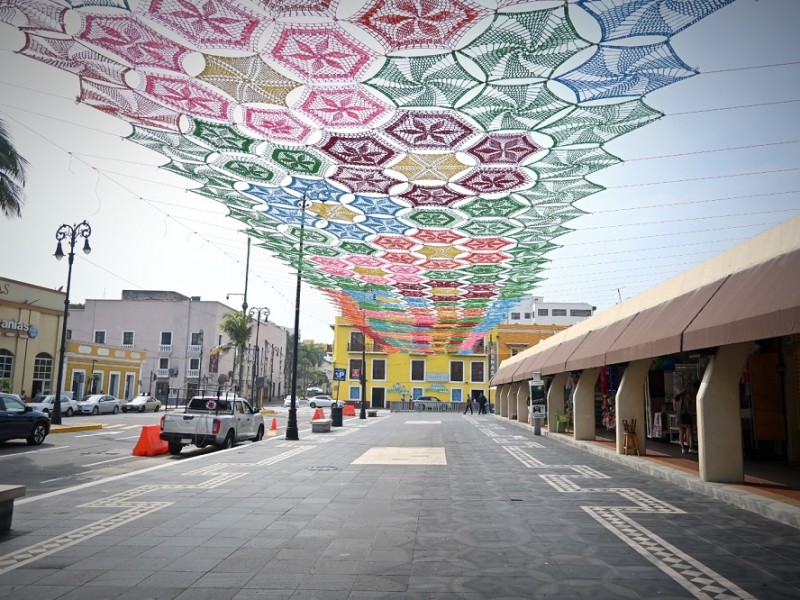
[573,368,600,440]
[697,342,752,482]
[494,383,510,417]
[547,372,567,432]
[511,381,526,421]
[614,359,651,455]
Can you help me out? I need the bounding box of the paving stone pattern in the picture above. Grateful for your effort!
[1,414,799,599]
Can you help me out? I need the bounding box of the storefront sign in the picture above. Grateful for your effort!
[0,319,38,338]
[427,373,448,382]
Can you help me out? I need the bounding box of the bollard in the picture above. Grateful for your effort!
[533,416,543,436]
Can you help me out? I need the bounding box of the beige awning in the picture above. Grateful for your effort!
[684,249,800,350]
[564,315,636,372]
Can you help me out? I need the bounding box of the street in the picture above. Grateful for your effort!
[0,403,308,498]
[1,412,799,599]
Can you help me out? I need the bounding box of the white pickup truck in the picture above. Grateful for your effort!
[159,395,264,455]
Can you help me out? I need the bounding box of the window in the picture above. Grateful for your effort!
[349,331,365,351]
[511,348,520,356]
[510,312,520,319]
[189,358,200,370]
[191,331,203,346]
[471,362,485,383]
[66,329,72,341]
[538,309,549,316]
[450,361,464,382]
[349,358,364,380]
[524,312,531,319]
[451,388,463,402]
[94,330,106,344]
[411,360,425,381]
[571,309,593,317]
[372,359,386,380]
[552,309,567,316]
[160,331,172,346]
[0,349,12,380]
[122,331,134,346]
[33,353,53,392]
[1,394,25,413]
[159,358,169,369]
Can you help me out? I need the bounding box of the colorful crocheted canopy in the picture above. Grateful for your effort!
[3,0,737,354]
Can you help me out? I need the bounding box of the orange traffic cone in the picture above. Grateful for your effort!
[268,417,278,436]
[312,408,324,420]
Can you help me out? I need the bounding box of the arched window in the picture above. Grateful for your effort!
[0,349,13,385]
[33,352,54,395]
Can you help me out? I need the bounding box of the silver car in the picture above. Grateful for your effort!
[27,393,80,417]
[122,395,161,413]
[77,394,122,415]
[307,395,343,408]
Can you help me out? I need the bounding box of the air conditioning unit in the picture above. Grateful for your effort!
[168,368,179,376]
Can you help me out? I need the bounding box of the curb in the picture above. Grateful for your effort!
[49,423,103,434]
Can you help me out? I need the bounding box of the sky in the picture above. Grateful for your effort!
[1,0,799,345]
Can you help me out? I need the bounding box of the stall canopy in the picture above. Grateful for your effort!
[492,216,800,386]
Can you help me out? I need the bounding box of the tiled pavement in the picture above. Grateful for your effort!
[2,412,800,599]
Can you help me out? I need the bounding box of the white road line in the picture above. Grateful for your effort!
[0,446,68,459]
[83,456,134,467]
[75,431,121,437]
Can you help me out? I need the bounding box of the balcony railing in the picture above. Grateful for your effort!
[187,369,200,378]
[347,343,386,353]
[159,344,172,353]
[187,344,202,353]
[156,368,170,378]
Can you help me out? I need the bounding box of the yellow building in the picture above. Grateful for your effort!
[330,317,569,408]
[0,277,63,397]
[63,341,147,401]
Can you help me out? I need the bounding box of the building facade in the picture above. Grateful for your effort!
[505,296,595,327]
[331,317,568,408]
[0,277,63,397]
[67,290,288,405]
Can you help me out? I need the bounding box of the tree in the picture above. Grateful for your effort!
[0,119,28,219]
[215,311,253,395]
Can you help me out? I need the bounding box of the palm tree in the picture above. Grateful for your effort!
[0,119,28,218]
[215,311,253,395]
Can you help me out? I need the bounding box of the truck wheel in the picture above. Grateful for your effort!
[218,431,235,450]
[252,425,264,442]
[168,441,183,455]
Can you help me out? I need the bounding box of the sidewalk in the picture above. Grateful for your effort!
[3,412,800,599]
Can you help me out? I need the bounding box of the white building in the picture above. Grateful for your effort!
[505,296,595,327]
[67,290,287,405]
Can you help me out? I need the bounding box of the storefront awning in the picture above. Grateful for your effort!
[564,315,636,372]
[603,280,725,366]
[541,335,590,376]
[513,342,562,381]
[684,249,800,350]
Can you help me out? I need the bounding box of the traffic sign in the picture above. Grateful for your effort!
[333,368,346,381]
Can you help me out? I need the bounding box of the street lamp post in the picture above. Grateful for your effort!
[52,220,92,425]
[197,329,204,396]
[359,332,367,419]
[287,196,310,441]
[248,307,270,409]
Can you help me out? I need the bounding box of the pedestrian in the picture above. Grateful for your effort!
[20,389,26,402]
[673,391,695,454]
[463,397,473,414]
[477,392,488,414]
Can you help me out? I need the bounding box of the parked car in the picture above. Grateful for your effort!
[307,395,342,408]
[283,395,306,408]
[27,393,80,417]
[122,395,161,413]
[0,392,50,445]
[77,394,122,415]
[412,395,444,410]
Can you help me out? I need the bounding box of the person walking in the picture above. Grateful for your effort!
[673,391,695,454]
[463,397,473,414]
[477,392,488,414]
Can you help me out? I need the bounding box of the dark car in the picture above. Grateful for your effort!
[0,392,50,445]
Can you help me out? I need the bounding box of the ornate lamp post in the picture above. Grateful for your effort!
[248,307,270,409]
[287,196,310,441]
[52,220,92,425]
